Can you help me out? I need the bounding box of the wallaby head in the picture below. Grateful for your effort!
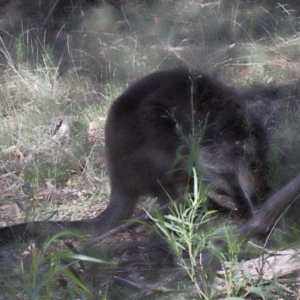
[0,68,269,244]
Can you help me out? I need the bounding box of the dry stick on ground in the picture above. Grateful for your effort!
[129,172,300,300]
[78,192,236,252]
[77,197,183,253]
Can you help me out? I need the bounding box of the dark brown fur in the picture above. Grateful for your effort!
[0,68,269,244]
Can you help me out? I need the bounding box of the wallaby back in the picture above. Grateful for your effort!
[0,68,269,244]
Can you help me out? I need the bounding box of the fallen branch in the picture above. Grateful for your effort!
[77,198,183,252]
[221,248,300,281]
[185,248,300,298]
[78,189,239,252]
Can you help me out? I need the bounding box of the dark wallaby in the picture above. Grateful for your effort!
[0,68,269,245]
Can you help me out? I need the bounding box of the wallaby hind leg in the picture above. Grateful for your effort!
[91,183,184,234]
[93,188,139,232]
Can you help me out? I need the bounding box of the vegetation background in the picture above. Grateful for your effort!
[1,0,300,299]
